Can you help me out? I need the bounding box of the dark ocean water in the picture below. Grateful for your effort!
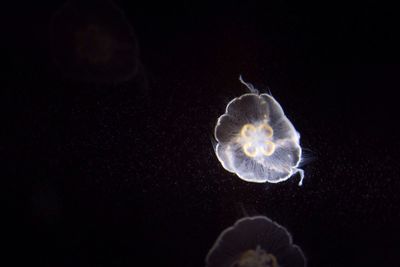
[4,1,400,266]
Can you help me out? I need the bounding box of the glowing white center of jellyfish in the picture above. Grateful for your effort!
[238,123,276,158]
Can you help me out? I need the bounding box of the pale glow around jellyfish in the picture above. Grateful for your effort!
[214,77,304,185]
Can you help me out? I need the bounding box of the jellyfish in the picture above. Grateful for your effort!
[206,216,306,267]
[214,77,304,185]
[50,0,140,83]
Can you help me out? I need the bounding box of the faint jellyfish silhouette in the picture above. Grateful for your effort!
[206,216,306,267]
[214,76,304,185]
[50,0,140,83]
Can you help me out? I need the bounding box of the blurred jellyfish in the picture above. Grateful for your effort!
[206,216,306,267]
[214,77,304,185]
[50,0,140,83]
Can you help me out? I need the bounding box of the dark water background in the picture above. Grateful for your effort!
[3,0,400,266]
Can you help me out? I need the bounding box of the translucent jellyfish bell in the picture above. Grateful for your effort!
[214,77,304,185]
[206,216,306,267]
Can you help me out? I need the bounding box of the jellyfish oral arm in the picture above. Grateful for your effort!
[293,168,304,186]
[239,75,259,94]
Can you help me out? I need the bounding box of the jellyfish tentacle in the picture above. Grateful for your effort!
[239,75,259,94]
[294,168,305,186]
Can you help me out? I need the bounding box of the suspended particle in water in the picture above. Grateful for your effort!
[205,216,306,267]
[50,0,140,83]
[214,77,304,185]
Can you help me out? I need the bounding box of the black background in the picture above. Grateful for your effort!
[3,0,400,266]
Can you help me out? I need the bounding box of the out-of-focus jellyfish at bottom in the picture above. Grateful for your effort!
[206,216,306,267]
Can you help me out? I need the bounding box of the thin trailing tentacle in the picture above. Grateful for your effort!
[295,168,305,186]
[239,75,259,94]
